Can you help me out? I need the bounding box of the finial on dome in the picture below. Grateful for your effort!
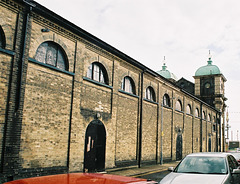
[208,50,212,65]
[208,50,212,60]
[162,56,167,70]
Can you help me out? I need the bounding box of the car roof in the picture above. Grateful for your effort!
[4,173,157,184]
[186,152,231,158]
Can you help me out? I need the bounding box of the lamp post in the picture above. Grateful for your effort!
[225,107,230,145]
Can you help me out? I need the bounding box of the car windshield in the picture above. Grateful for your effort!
[175,156,227,174]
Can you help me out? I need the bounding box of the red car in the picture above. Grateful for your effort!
[4,173,157,184]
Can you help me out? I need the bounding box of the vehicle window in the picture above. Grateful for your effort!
[229,155,238,169]
[227,156,238,173]
[175,156,227,174]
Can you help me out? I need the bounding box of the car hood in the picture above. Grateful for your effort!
[160,172,228,184]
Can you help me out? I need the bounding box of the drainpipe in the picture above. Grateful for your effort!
[67,41,77,171]
[171,91,174,160]
[216,112,218,152]
[1,0,34,179]
[192,104,194,153]
[156,83,159,164]
[138,69,145,168]
[160,101,163,164]
[219,111,222,152]
[15,0,34,112]
[200,103,203,152]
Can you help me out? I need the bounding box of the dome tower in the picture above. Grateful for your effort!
[157,57,177,82]
[193,52,227,111]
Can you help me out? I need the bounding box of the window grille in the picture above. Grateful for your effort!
[35,41,68,70]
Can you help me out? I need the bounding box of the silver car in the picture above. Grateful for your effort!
[160,152,240,184]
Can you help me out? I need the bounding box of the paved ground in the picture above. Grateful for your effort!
[106,161,179,177]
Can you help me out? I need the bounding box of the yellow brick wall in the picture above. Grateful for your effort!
[20,63,73,168]
[142,101,158,161]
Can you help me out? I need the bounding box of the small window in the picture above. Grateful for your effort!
[186,104,191,114]
[176,100,182,111]
[213,124,216,132]
[87,62,109,85]
[121,76,135,94]
[145,86,156,102]
[0,26,6,48]
[163,94,171,107]
[35,41,68,70]
[213,116,216,123]
[195,108,200,117]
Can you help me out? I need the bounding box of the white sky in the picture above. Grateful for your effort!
[35,0,240,141]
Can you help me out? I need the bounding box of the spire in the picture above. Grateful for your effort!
[162,56,167,71]
[208,50,212,65]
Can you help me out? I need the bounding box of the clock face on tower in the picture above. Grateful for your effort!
[205,82,211,89]
[200,78,214,96]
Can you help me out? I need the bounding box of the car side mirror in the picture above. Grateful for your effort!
[168,167,174,172]
[232,169,240,174]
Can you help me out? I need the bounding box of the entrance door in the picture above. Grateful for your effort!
[208,137,212,152]
[84,120,106,172]
[176,134,182,160]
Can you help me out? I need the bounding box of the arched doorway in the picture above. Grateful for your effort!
[176,134,183,160]
[84,119,106,172]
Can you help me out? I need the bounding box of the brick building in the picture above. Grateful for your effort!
[0,0,227,183]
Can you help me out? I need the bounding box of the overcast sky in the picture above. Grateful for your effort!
[35,0,240,141]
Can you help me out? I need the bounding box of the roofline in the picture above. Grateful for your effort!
[16,0,159,74]
[13,0,223,112]
[177,77,195,85]
[17,0,173,80]
[193,74,227,82]
[180,88,221,113]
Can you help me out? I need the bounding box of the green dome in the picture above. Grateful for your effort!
[195,58,221,76]
[157,63,178,81]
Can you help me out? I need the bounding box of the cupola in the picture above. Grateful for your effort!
[157,57,178,82]
[195,53,221,76]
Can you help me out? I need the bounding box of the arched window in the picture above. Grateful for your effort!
[176,100,182,111]
[121,76,135,94]
[163,94,171,107]
[145,86,156,102]
[0,26,6,48]
[195,108,200,117]
[208,114,211,121]
[35,41,68,70]
[202,111,206,119]
[186,104,191,114]
[87,62,109,85]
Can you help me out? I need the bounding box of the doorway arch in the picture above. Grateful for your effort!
[84,119,106,172]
